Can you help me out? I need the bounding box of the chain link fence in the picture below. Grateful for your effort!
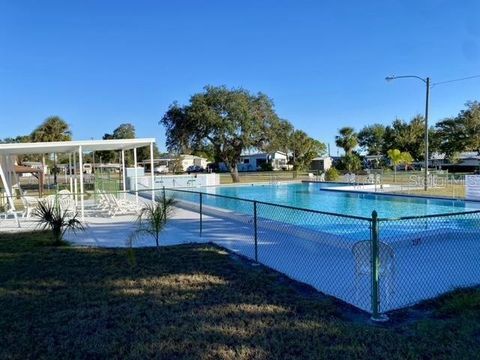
[378,211,480,313]
[2,186,480,320]
[162,188,380,316]
[161,187,480,320]
[316,170,469,200]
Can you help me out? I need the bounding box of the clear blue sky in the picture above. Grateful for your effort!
[1,0,479,154]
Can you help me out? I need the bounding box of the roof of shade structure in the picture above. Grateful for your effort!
[0,138,156,155]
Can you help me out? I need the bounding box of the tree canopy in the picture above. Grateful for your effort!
[383,116,427,161]
[99,123,160,165]
[161,86,291,182]
[358,124,386,155]
[31,116,72,143]
[435,101,480,157]
[335,127,358,155]
[289,130,326,171]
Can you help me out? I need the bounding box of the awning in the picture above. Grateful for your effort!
[0,138,155,155]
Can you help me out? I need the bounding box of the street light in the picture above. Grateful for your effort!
[386,74,430,191]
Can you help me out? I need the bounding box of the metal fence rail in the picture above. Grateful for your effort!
[2,185,480,321]
[157,188,390,319]
[155,187,480,319]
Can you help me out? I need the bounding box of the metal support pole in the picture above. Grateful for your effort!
[73,151,77,178]
[254,201,258,262]
[78,146,84,220]
[199,192,203,237]
[424,77,430,191]
[150,142,155,201]
[371,210,388,322]
[121,150,126,199]
[134,147,138,202]
[69,153,72,193]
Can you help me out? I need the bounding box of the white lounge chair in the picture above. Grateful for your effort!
[21,196,39,218]
[58,189,73,199]
[98,191,141,217]
[1,201,18,220]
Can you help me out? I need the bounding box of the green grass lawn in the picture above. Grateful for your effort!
[1,232,479,359]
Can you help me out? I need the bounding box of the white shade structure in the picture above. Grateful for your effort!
[0,138,156,224]
[0,138,155,155]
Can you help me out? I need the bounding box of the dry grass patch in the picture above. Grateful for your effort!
[0,231,479,359]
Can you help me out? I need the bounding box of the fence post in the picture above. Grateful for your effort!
[371,210,388,322]
[199,192,203,237]
[254,201,258,262]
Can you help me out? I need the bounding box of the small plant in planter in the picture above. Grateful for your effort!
[129,194,176,249]
[34,200,84,246]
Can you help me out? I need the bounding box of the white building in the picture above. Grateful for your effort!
[428,152,480,170]
[180,155,208,171]
[237,151,288,171]
[310,156,333,171]
[21,161,48,176]
[141,155,208,173]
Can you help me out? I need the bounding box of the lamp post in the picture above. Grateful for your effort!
[386,75,430,191]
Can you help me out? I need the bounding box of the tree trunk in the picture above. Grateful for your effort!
[292,165,298,179]
[230,164,240,183]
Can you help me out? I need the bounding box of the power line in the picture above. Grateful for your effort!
[432,74,480,87]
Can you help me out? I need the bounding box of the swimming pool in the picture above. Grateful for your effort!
[163,183,480,312]
[198,182,480,218]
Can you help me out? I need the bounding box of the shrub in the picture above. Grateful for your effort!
[259,162,273,171]
[34,200,84,246]
[325,167,340,181]
[129,193,176,249]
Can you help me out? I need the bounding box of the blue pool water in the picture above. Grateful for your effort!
[165,182,480,242]
[198,183,480,219]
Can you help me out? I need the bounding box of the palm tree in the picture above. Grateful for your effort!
[31,116,72,142]
[34,200,83,246]
[387,149,413,182]
[335,127,358,154]
[129,194,176,249]
[31,116,72,186]
[343,153,362,173]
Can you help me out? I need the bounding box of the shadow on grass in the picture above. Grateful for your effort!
[0,231,479,359]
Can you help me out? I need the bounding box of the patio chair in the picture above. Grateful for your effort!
[101,191,141,217]
[1,201,16,220]
[58,197,77,216]
[21,195,39,218]
[58,189,73,199]
[352,240,396,306]
[43,195,58,207]
[318,173,325,182]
